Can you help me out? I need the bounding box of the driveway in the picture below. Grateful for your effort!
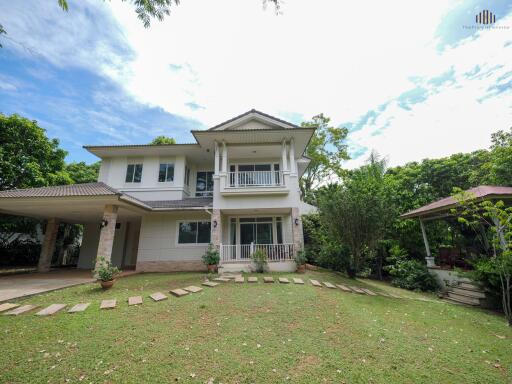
[0,269,95,302]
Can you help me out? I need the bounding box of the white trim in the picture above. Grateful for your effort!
[175,219,211,247]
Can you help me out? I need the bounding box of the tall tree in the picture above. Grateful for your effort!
[300,114,349,200]
[150,136,176,145]
[0,114,71,190]
[66,161,101,184]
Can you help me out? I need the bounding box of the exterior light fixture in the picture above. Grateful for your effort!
[213,220,218,228]
[294,218,299,226]
[100,219,109,228]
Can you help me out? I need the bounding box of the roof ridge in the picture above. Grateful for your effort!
[207,109,301,131]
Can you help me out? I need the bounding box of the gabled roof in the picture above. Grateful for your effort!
[205,109,301,131]
[401,185,512,219]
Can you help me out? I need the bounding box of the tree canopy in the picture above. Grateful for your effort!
[65,161,100,184]
[150,136,176,145]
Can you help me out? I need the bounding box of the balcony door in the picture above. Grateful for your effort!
[239,217,274,245]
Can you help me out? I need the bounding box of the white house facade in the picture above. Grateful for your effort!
[0,110,316,273]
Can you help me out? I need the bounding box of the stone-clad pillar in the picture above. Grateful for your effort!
[37,218,60,272]
[211,209,221,247]
[95,204,118,269]
[291,207,303,255]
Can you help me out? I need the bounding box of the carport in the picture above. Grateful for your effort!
[0,182,149,272]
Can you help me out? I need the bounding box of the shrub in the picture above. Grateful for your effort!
[94,256,120,281]
[386,245,439,292]
[294,249,307,266]
[202,244,220,266]
[252,248,268,273]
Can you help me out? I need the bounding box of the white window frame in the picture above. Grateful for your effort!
[158,163,175,183]
[228,215,284,245]
[176,220,211,246]
[195,170,214,197]
[125,162,143,183]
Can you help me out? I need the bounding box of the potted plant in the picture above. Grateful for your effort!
[295,249,307,273]
[252,248,268,273]
[94,256,120,290]
[202,244,220,273]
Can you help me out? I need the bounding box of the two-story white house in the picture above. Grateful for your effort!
[0,110,316,273]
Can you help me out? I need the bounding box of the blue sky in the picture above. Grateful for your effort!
[1,0,511,167]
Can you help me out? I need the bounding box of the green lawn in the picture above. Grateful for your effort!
[1,270,511,383]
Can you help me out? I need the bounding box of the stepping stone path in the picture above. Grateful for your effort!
[170,289,189,297]
[388,293,403,299]
[263,277,274,283]
[323,282,336,289]
[310,280,322,287]
[213,277,231,282]
[183,286,203,293]
[278,277,290,284]
[68,303,90,313]
[150,292,168,301]
[235,277,245,283]
[128,296,143,306]
[349,286,366,294]
[202,281,220,287]
[5,304,38,316]
[361,288,377,296]
[336,284,352,292]
[0,303,19,313]
[293,278,304,284]
[36,304,66,316]
[100,300,117,309]
[248,277,258,283]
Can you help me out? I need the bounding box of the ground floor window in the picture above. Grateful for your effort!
[230,217,283,245]
[178,221,211,244]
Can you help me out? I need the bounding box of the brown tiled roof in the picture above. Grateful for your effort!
[0,182,120,198]
[206,109,301,131]
[401,185,512,219]
[144,197,213,209]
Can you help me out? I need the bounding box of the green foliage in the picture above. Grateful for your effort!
[300,114,349,201]
[94,256,120,281]
[201,244,220,266]
[0,113,70,190]
[385,245,439,291]
[294,249,307,266]
[251,248,268,273]
[65,161,100,184]
[150,136,177,145]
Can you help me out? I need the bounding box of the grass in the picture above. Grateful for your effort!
[1,269,511,383]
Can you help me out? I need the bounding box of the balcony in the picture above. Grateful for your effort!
[219,170,289,195]
[219,243,295,263]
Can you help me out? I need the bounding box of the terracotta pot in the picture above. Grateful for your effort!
[297,264,306,274]
[207,264,217,273]
[100,279,115,290]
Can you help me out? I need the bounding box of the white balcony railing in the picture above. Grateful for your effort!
[227,171,284,188]
[219,243,294,263]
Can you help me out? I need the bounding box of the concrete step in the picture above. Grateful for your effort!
[451,287,486,299]
[458,282,481,291]
[447,292,481,305]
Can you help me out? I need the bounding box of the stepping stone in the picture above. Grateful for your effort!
[222,274,242,280]
[278,277,290,284]
[361,288,377,296]
[128,296,143,306]
[263,276,274,283]
[310,279,322,287]
[68,303,90,313]
[323,282,336,289]
[293,278,304,284]
[100,300,117,309]
[235,277,245,283]
[4,304,38,316]
[183,286,203,293]
[213,277,231,282]
[0,303,19,313]
[388,293,403,299]
[247,277,258,283]
[336,284,352,292]
[36,304,66,316]
[170,289,189,297]
[349,286,366,294]
[150,292,168,301]
[202,281,219,287]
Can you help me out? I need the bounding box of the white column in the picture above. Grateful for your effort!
[214,141,220,176]
[420,218,435,267]
[281,139,288,172]
[222,141,228,173]
[289,138,296,175]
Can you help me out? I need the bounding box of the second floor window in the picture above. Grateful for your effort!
[158,163,174,182]
[125,163,143,183]
[196,171,214,197]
